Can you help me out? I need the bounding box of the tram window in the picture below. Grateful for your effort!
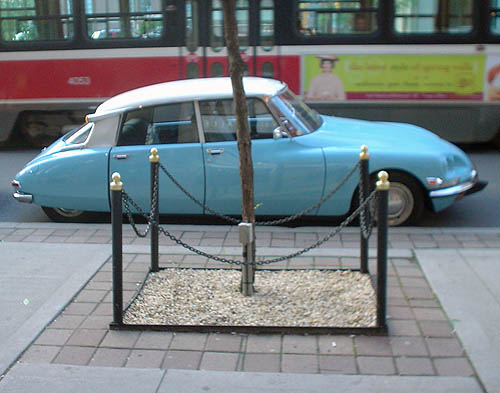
[0,0,73,41]
[394,0,473,34]
[85,0,163,40]
[491,1,500,34]
[296,1,379,36]
[187,62,199,79]
[186,0,199,52]
[260,0,274,50]
[210,61,224,77]
[210,0,249,52]
[261,62,274,78]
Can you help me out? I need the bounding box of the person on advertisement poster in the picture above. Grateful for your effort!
[487,63,500,100]
[305,55,346,101]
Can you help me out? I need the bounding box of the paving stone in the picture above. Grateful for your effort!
[413,307,447,321]
[390,337,428,357]
[388,319,420,336]
[205,333,243,352]
[34,329,73,346]
[395,356,435,375]
[433,357,475,376]
[318,336,354,355]
[20,345,61,363]
[425,338,464,357]
[53,346,95,366]
[89,348,130,367]
[135,331,173,350]
[354,336,392,356]
[282,335,317,354]
[80,315,113,329]
[126,349,166,368]
[357,356,396,375]
[387,306,414,320]
[63,302,97,315]
[200,352,240,371]
[162,350,202,370]
[169,333,207,351]
[66,328,107,347]
[245,335,281,353]
[73,289,108,303]
[242,354,280,372]
[100,330,140,348]
[418,320,455,338]
[403,287,435,300]
[281,354,318,373]
[319,355,357,374]
[50,315,86,329]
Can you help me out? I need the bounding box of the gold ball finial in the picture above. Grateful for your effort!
[360,145,370,160]
[149,147,160,163]
[110,172,123,191]
[376,171,390,190]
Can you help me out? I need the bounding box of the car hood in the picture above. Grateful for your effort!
[309,115,457,153]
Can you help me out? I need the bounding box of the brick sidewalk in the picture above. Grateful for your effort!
[19,251,475,377]
[2,224,500,249]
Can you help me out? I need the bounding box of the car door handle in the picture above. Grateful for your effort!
[206,148,224,155]
[112,154,130,160]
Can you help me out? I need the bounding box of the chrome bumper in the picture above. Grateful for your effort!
[13,192,33,203]
[429,180,488,198]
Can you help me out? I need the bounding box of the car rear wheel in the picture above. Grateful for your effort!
[372,172,424,226]
[42,206,94,223]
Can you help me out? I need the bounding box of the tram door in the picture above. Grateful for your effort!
[181,0,278,80]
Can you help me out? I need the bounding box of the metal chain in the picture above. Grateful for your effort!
[156,189,377,266]
[121,168,159,238]
[359,164,375,240]
[159,160,360,226]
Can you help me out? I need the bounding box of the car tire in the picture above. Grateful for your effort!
[373,172,424,226]
[42,206,95,223]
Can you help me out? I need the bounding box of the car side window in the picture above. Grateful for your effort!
[117,103,198,146]
[150,102,198,144]
[199,98,278,142]
[117,109,153,146]
[247,98,279,140]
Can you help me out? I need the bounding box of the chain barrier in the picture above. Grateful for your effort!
[159,161,361,226]
[119,189,377,266]
[122,168,160,238]
[120,155,376,266]
[359,163,375,240]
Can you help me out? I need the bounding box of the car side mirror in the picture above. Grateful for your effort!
[273,126,291,140]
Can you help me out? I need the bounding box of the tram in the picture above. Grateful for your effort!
[2,0,500,147]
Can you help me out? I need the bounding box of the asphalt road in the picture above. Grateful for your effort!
[1,145,499,226]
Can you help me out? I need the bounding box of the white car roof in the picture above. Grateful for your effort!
[95,77,287,115]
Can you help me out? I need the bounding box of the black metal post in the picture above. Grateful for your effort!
[110,172,123,326]
[376,171,389,329]
[359,145,370,274]
[150,148,160,273]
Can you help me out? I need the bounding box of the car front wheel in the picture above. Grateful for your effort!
[42,207,95,223]
[375,172,424,226]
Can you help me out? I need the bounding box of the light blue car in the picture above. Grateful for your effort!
[12,77,487,226]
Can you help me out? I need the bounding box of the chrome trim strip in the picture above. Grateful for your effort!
[429,181,475,198]
[12,192,33,203]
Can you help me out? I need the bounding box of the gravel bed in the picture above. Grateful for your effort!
[124,269,377,327]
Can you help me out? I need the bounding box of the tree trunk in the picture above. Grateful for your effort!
[221,0,255,225]
[221,0,256,294]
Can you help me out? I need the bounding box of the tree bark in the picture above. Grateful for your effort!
[221,0,256,294]
[221,0,255,225]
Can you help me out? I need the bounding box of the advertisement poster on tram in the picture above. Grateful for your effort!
[485,55,500,101]
[303,54,487,102]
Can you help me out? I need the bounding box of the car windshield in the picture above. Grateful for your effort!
[63,123,93,144]
[269,89,323,135]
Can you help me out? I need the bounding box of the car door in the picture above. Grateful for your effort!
[200,98,325,217]
[109,102,205,215]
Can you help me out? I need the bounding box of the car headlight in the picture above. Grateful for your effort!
[425,176,459,189]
